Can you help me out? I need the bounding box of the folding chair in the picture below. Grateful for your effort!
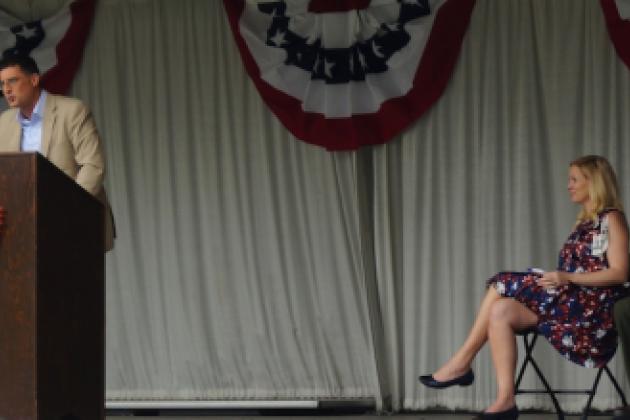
[515,328,628,420]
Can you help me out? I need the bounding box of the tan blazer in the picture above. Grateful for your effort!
[0,93,115,251]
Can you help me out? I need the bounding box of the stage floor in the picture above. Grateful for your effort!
[105,415,602,419]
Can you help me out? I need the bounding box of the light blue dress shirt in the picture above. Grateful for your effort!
[18,90,48,152]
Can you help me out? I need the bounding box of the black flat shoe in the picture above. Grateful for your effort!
[418,369,474,388]
[472,405,519,420]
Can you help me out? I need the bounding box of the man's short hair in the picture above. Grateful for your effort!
[0,54,40,75]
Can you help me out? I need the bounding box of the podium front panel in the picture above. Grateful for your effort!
[0,153,38,419]
[0,153,104,420]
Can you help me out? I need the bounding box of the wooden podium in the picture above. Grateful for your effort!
[0,153,104,420]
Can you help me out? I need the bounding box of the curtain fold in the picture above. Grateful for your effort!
[62,0,630,412]
[72,0,379,402]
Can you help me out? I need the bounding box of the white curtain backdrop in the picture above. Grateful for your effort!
[71,0,380,403]
[61,0,630,412]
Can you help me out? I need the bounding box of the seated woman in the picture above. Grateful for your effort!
[419,155,630,420]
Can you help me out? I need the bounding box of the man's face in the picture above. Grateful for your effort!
[0,65,40,113]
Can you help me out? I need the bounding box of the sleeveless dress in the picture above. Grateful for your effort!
[487,209,629,368]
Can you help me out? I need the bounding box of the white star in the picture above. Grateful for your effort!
[324,59,334,78]
[313,55,320,73]
[306,32,318,46]
[16,26,37,39]
[269,29,286,47]
[357,51,366,69]
[371,40,384,58]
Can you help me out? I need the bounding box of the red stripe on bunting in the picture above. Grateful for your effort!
[224,0,476,150]
[41,0,96,94]
[600,0,630,71]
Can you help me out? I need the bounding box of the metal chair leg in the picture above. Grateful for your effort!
[516,330,627,420]
[604,365,629,406]
[526,351,565,420]
[581,367,603,420]
[515,333,537,389]
[516,332,564,420]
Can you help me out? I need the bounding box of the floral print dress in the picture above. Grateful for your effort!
[488,209,629,368]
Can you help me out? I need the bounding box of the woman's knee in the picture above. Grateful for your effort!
[489,298,536,328]
[488,299,514,324]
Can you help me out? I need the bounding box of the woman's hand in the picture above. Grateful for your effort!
[538,271,570,290]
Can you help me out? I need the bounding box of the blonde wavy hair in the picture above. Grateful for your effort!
[571,155,623,225]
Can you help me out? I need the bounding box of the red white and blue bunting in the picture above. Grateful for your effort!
[224,0,476,150]
[601,0,630,71]
[0,0,95,95]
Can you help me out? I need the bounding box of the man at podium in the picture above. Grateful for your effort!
[0,54,114,251]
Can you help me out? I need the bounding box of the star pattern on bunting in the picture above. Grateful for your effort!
[4,22,45,58]
[224,0,477,149]
[258,0,431,84]
[0,0,96,100]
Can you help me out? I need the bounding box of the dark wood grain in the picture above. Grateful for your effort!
[0,153,104,420]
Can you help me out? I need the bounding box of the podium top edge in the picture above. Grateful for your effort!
[0,152,40,158]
